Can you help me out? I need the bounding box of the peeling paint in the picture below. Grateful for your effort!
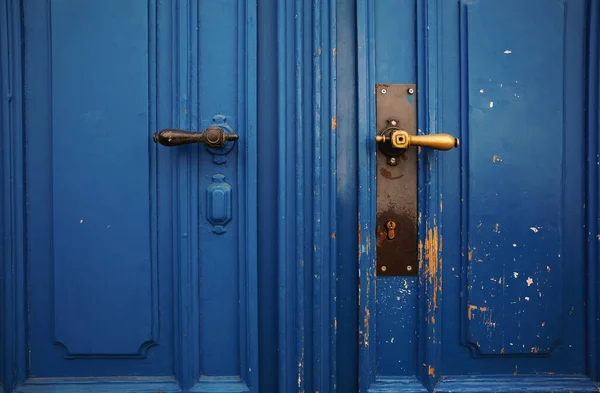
[424,223,441,310]
[428,366,435,377]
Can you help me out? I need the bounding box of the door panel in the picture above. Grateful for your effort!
[449,0,585,367]
[13,0,258,392]
[25,0,174,377]
[357,0,599,391]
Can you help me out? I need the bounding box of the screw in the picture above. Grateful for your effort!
[390,120,398,126]
[407,88,415,95]
[407,265,413,271]
[381,266,387,272]
[381,88,387,94]
[388,157,397,165]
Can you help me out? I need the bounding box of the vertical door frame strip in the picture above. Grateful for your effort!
[356,0,446,391]
[276,0,336,392]
[586,0,600,382]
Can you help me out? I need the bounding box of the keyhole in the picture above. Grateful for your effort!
[385,220,396,240]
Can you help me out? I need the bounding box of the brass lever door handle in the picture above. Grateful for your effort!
[376,130,459,151]
[153,126,238,149]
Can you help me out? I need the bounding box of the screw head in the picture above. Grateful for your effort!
[381,88,387,94]
[407,88,415,95]
[389,157,397,165]
[381,266,387,272]
[390,120,398,126]
[407,265,413,271]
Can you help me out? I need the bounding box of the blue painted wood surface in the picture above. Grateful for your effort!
[1,1,599,393]
[357,0,600,392]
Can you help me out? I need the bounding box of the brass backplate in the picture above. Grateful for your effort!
[376,84,417,277]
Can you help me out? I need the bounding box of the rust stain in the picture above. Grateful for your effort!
[431,315,435,324]
[428,366,435,377]
[331,232,335,239]
[494,223,500,232]
[541,321,545,327]
[501,347,505,354]
[493,155,502,163]
[318,47,322,55]
[332,47,337,56]
[468,247,473,261]
[439,194,443,212]
[379,167,404,180]
[334,318,337,333]
[531,347,538,354]
[183,108,187,115]
[332,117,337,129]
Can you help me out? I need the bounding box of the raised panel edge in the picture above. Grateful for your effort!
[1,0,27,390]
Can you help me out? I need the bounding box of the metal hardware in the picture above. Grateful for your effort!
[376,130,459,151]
[375,84,418,276]
[153,126,238,149]
[385,221,396,240]
[375,84,459,277]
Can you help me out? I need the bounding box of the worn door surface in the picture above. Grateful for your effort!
[1,1,258,392]
[354,0,600,392]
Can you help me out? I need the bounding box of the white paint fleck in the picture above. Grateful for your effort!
[489,101,494,108]
[525,297,530,301]
[397,296,401,301]
[526,277,533,287]
[504,50,512,54]
[391,337,395,343]
[513,272,519,278]
[480,89,484,93]
[80,220,84,224]
[513,244,517,247]
[530,227,539,233]
[547,266,551,272]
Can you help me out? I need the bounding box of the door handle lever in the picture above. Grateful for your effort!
[376,130,459,151]
[153,126,238,149]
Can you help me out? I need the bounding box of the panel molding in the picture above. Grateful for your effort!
[434,375,599,393]
[275,0,337,392]
[586,0,600,381]
[1,0,27,390]
[459,0,568,358]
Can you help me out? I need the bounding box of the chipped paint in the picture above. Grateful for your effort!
[363,305,370,347]
[428,366,435,377]
[492,155,503,163]
[424,223,441,310]
[331,117,337,129]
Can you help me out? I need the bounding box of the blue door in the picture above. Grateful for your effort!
[352,0,600,392]
[1,1,258,392]
[2,1,600,393]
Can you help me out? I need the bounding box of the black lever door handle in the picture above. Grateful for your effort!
[153,126,238,149]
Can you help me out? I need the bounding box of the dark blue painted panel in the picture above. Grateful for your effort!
[25,0,174,376]
[441,0,588,375]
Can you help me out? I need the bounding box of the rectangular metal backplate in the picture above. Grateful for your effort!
[376,84,417,277]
